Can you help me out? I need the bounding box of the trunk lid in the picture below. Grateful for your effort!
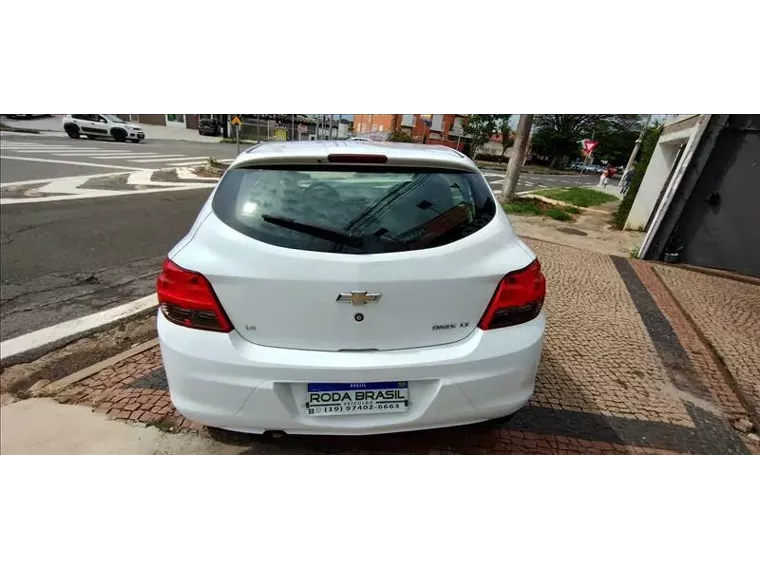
[171,161,534,351]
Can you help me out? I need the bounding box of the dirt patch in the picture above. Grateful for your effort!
[1,182,47,192]
[192,167,224,178]
[503,197,580,222]
[194,162,228,178]
[0,314,157,399]
[78,174,166,191]
[511,208,643,258]
[0,183,56,199]
[557,227,588,236]
[78,174,132,190]
[151,169,183,183]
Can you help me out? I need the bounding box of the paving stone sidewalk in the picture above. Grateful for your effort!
[52,239,757,454]
[654,265,760,429]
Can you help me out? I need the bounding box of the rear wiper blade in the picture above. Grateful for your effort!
[261,214,361,247]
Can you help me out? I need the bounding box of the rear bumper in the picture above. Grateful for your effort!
[157,311,545,435]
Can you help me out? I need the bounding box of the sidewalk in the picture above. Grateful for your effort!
[0,398,240,454]
[2,115,224,144]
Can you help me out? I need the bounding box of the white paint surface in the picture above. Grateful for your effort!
[128,155,188,162]
[0,155,146,170]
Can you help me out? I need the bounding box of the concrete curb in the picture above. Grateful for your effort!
[0,296,158,368]
[653,262,760,287]
[1,127,41,134]
[40,338,159,396]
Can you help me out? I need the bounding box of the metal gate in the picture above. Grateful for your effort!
[666,115,760,277]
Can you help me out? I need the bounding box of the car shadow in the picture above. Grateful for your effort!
[207,347,634,455]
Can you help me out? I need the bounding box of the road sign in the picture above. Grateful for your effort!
[231,115,243,126]
[582,139,599,154]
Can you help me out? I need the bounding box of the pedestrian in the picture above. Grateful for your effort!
[620,167,635,195]
[599,165,611,188]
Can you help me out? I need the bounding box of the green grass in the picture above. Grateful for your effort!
[502,198,578,222]
[545,208,573,221]
[502,199,543,216]
[535,187,618,208]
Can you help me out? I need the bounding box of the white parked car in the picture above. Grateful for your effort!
[157,141,546,435]
[62,114,145,142]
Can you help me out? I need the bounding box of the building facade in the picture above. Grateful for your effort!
[352,114,468,150]
[116,114,222,129]
[634,114,760,277]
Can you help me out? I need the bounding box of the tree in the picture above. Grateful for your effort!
[499,116,513,160]
[613,121,664,230]
[387,129,413,143]
[531,114,645,168]
[463,114,512,158]
[502,115,534,203]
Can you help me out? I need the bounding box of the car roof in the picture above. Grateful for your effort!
[231,140,477,172]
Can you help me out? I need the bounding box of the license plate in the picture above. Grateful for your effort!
[306,381,409,417]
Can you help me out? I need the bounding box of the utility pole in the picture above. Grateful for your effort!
[328,114,333,140]
[291,114,295,141]
[621,114,652,182]
[501,114,534,203]
[256,114,260,142]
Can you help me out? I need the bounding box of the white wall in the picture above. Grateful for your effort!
[624,118,704,231]
[625,142,682,230]
[638,115,712,256]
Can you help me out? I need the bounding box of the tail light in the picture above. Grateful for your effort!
[478,259,546,330]
[327,154,388,164]
[156,259,233,333]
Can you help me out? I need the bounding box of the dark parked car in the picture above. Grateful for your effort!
[199,118,221,136]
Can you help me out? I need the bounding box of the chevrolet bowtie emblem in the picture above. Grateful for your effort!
[336,291,382,305]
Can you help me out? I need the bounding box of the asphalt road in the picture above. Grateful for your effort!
[481,169,599,193]
[0,134,241,183]
[0,189,210,341]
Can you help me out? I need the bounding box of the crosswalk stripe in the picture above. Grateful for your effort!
[1,145,76,149]
[90,153,163,159]
[128,155,190,163]
[168,161,207,166]
[2,145,78,149]
[14,148,108,153]
[51,152,151,157]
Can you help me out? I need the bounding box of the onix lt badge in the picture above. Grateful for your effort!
[336,291,382,306]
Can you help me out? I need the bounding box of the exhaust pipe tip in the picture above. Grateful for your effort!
[263,430,286,439]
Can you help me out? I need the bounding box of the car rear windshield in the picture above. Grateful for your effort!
[211,166,497,254]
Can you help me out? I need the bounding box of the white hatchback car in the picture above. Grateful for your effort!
[62,114,145,142]
[157,141,546,435]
